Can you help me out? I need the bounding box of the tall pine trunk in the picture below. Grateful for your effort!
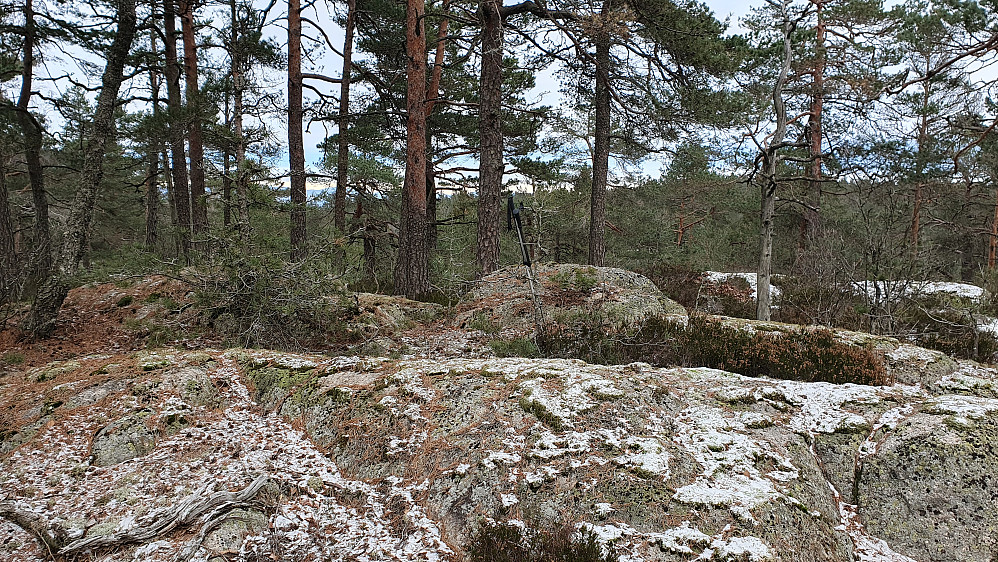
[394,0,429,298]
[180,0,207,248]
[589,14,611,268]
[477,0,503,277]
[17,0,51,278]
[229,0,250,240]
[801,0,824,245]
[145,25,161,249]
[334,0,356,234]
[424,0,448,252]
[164,0,191,259]
[24,0,137,337]
[288,0,307,261]
[0,151,15,290]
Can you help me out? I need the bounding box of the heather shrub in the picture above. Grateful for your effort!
[467,520,616,562]
[536,315,889,386]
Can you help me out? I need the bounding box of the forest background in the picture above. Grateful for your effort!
[3,0,998,352]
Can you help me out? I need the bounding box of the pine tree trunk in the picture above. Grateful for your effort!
[801,0,824,246]
[17,0,51,278]
[180,0,207,249]
[24,0,137,337]
[393,0,429,298]
[288,0,307,261]
[163,149,180,256]
[424,2,447,253]
[334,0,356,234]
[0,152,15,289]
[426,163,437,250]
[589,19,611,268]
[164,0,191,259]
[146,26,161,249]
[757,184,775,321]
[477,0,503,277]
[229,0,250,241]
[222,151,232,228]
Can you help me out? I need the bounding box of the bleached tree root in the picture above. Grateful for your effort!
[58,474,269,557]
[1,474,269,560]
[0,500,68,557]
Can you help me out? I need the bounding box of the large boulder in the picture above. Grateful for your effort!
[455,263,687,335]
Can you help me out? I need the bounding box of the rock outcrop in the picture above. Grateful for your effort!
[456,263,687,335]
[2,337,997,561]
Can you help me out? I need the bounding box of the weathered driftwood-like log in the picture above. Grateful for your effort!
[58,474,269,556]
[0,499,68,555]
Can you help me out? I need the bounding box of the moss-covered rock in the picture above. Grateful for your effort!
[455,263,687,337]
[90,409,158,466]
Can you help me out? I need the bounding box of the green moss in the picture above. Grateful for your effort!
[519,396,565,432]
[116,295,134,307]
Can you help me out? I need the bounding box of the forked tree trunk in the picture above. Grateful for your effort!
[589,12,611,268]
[164,0,191,259]
[477,0,503,277]
[393,0,429,298]
[23,0,137,337]
[757,3,793,322]
[17,0,51,278]
[288,0,307,261]
[180,0,208,248]
[334,0,356,233]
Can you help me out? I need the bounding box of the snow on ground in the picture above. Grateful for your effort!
[1,348,975,562]
[0,352,455,561]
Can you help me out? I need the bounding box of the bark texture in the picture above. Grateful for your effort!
[164,0,192,258]
[23,0,137,337]
[477,0,503,278]
[393,0,429,298]
[801,0,824,245]
[180,0,208,246]
[288,0,307,261]
[589,15,611,268]
[757,5,794,322]
[17,0,51,277]
[145,26,161,249]
[334,0,356,234]
[229,0,250,240]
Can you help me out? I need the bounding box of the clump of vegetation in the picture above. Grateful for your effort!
[639,264,755,319]
[1,352,24,365]
[536,315,889,386]
[194,248,359,351]
[490,337,540,358]
[115,295,133,307]
[467,520,616,562]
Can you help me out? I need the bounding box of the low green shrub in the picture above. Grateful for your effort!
[490,337,540,358]
[467,520,616,562]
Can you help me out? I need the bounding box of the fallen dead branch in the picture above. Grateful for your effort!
[1,474,271,559]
